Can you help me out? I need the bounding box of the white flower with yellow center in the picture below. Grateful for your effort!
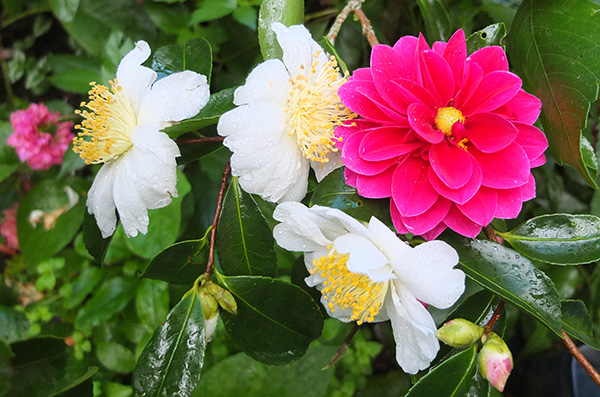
[273,202,466,374]
[74,41,210,238]
[217,23,354,202]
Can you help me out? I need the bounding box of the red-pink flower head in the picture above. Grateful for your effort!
[336,30,548,240]
[8,103,74,171]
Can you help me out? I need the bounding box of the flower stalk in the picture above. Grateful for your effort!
[205,160,231,277]
[326,0,379,47]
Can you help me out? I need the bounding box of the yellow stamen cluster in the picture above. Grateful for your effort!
[311,245,388,324]
[435,106,465,137]
[286,52,355,163]
[73,80,137,164]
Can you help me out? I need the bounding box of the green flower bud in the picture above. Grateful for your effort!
[206,281,238,315]
[198,290,219,321]
[435,318,484,348]
[479,332,513,392]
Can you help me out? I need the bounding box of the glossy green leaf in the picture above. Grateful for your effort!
[561,299,600,350]
[258,0,304,60]
[126,171,191,259]
[52,366,98,397]
[142,236,209,284]
[310,168,392,227]
[152,38,212,81]
[75,276,138,331]
[0,340,13,397]
[17,179,86,265]
[508,0,600,187]
[96,341,136,373]
[0,307,29,344]
[194,344,336,397]
[466,23,507,54]
[449,237,563,337]
[164,88,235,139]
[49,0,80,23]
[8,337,68,397]
[136,279,170,331]
[63,266,103,309]
[189,0,236,24]
[406,346,478,396]
[417,0,451,42]
[132,291,205,397]
[82,211,112,265]
[498,214,600,265]
[219,275,324,365]
[217,178,277,277]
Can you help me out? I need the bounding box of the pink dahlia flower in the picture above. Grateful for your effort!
[336,30,548,240]
[8,103,74,171]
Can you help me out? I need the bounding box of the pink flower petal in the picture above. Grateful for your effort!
[466,113,519,153]
[335,120,380,150]
[402,198,452,234]
[495,187,523,218]
[391,79,439,111]
[453,59,483,109]
[345,167,358,186]
[469,46,508,74]
[428,158,482,205]
[429,139,474,188]
[473,143,530,189]
[342,132,397,175]
[421,50,454,105]
[349,67,373,82]
[392,35,420,82]
[371,45,408,83]
[432,41,446,54]
[359,127,422,161]
[390,201,409,234]
[520,174,536,201]
[513,122,548,162]
[530,153,546,168]
[355,166,396,198]
[391,156,439,216]
[339,80,397,124]
[456,187,498,226]
[495,90,542,124]
[356,85,409,125]
[421,222,448,240]
[442,30,467,85]
[408,103,444,144]
[461,71,522,115]
[444,205,483,238]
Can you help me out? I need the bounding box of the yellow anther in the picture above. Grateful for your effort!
[435,107,465,137]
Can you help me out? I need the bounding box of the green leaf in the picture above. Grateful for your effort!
[508,0,600,188]
[219,275,324,365]
[82,211,112,265]
[96,341,136,373]
[63,266,103,309]
[449,237,563,337]
[142,235,209,285]
[52,366,98,397]
[406,346,478,396]
[152,38,212,81]
[190,0,236,24]
[8,337,68,397]
[136,279,170,331]
[49,0,80,23]
[498,214,600,265]
[0,340,13,397]
[258,0,304,60]
[310,167,392,227]
[75,276,138,331]
[194,344,336,397]
[561,299,600,349]
[217,178,278,277]
[0,307,29,344]
[126,171,191,259]
[417,0,452,42]
[233,5,258,31]
[132,291,205,397]
[164,87,235,139]
[466,23,507,54]
[17,179,86,265]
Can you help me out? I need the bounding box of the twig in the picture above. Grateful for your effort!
[485,300,504,330]
[176,136,225,145]
[205,160,231,276]
[326,0,379,47]
[325,323,361,368]
[562,330,600,387]
[483,225,502,244]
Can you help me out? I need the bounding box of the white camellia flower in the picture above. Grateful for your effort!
[217,23,355,202]
[273,202,466,374]
[73,41,210,238]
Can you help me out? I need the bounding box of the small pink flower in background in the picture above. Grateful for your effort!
[336,30,548,240]
[0,203,19,252]
[8,103,74,171]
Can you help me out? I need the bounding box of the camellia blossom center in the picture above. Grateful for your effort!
[311,245,388,324]
[435,106,464,137]
[74,80,137,164]
[285,52,354,163]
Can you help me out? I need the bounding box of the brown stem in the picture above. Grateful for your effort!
[483,225,501,243]
[205,161,231,276]
[176,136,224,145]
[562,330,600,387]
[326,0,378,47]
[485,300,504,330]
[325,323,361,368]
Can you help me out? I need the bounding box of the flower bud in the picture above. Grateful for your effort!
[478,332,513,392]
[436,318,484,348]
[206,281,238,314]
[198,290,219,342]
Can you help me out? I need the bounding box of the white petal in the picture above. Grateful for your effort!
[387,285,439,374]
[391,241,465,309]
[311,151,343,182]
[233,59,291,106]
[137,71,210,125]
[368,217,413,260]
[112,154,150,237]
[273,202,334,250]
[87,163,119,238]
[272,23,327,79]
[130,125,180,167]
[116,40,157,113]
[334,233,394,282]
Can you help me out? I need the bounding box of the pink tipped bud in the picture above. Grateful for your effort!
[436,318,484,348]
[479,332,513,392]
